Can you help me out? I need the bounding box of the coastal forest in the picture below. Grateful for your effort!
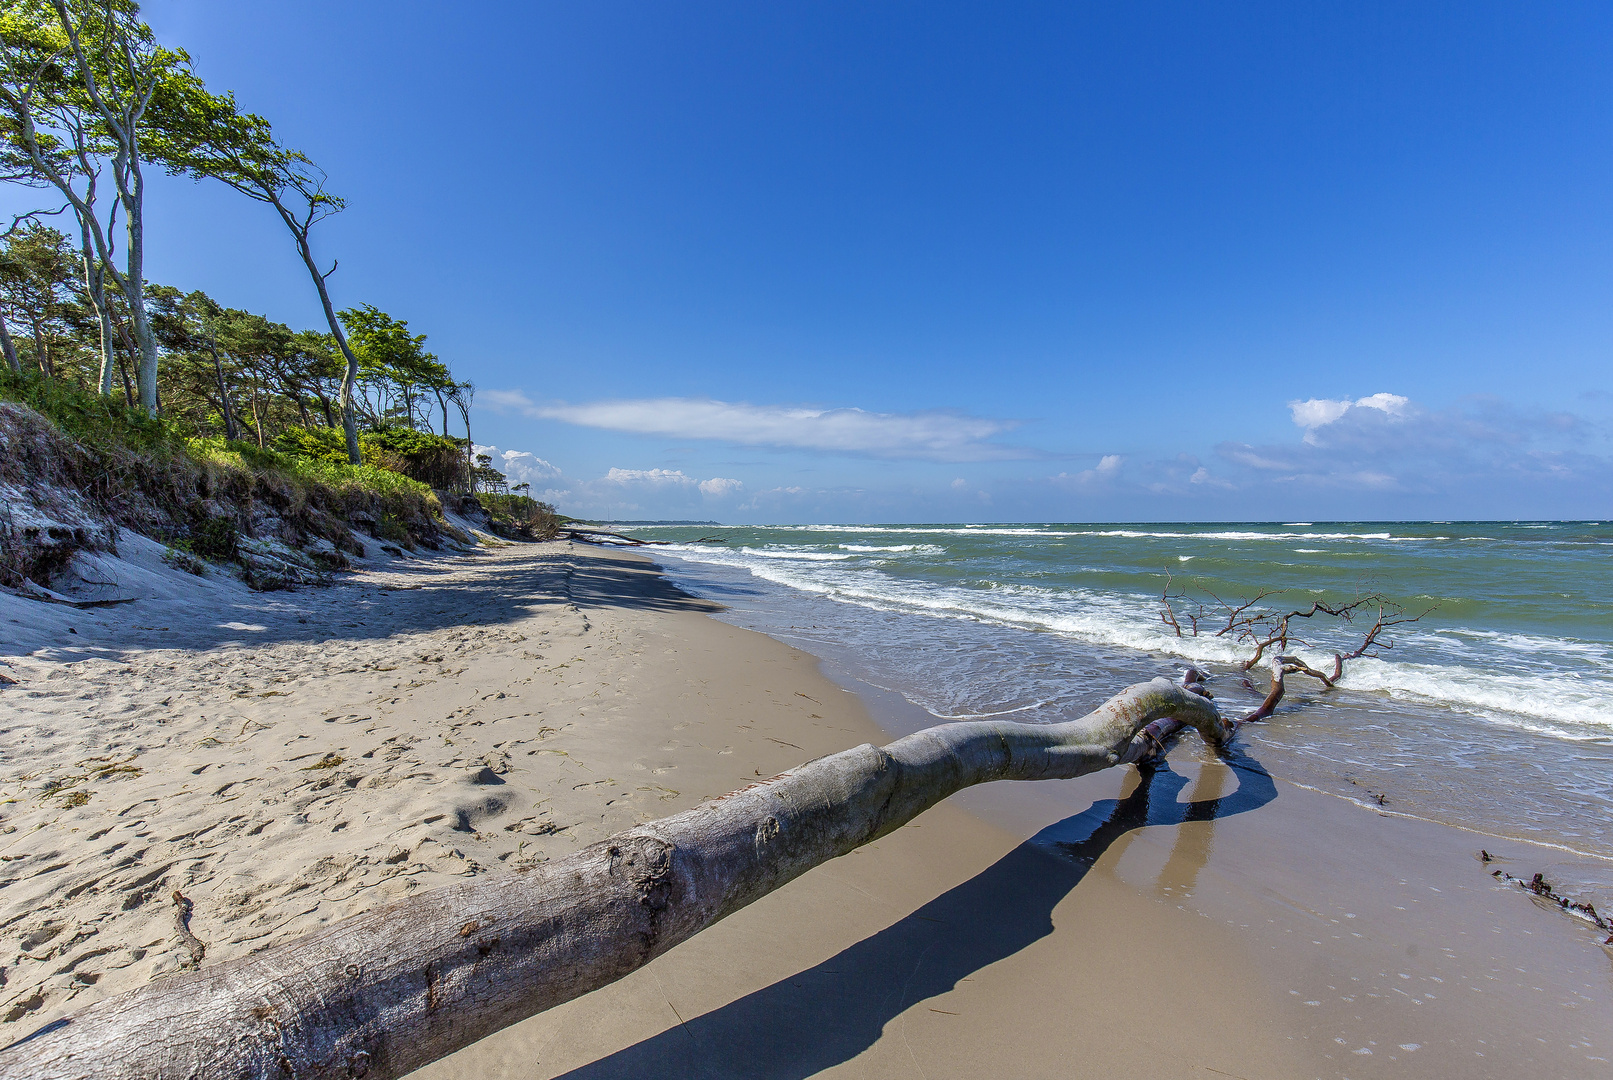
[0,0,553,588]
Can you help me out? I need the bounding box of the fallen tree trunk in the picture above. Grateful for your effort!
[0,677,1229,1080]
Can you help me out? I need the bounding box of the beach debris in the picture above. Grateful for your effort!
[1157,577,1431,722]
[170,891,207,969]
[0,673,1233,1080]
[558,527,672,547]
[1343,776,1389,806]
[1489,866,1612,943]
[12,577,138,608]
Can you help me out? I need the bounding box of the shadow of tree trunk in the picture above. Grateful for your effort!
[551,750,1277,1080]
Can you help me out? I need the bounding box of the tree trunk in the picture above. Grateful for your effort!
[206,333,238,441]
[250,377,265,448]
[313,387,337,429]
[125,200,158,416]
[75,214,117,396]
[0,678,1227,1080]
[279,210,362,464]
[117,351,135,409]
[455,389,474,493]
[27,313,50,376]
[0,311,20,374]
[112,314,141,410]
[46,0,161,415]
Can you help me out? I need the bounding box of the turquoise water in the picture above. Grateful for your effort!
[619,521,1613,895]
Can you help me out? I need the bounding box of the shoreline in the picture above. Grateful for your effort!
[3,541,1610,1076]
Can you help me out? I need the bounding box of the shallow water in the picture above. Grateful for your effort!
[621,521,1613,904]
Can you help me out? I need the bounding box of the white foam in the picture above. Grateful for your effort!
[654,543,1613,738]
[736,547,852,562]
[838,543,944,555]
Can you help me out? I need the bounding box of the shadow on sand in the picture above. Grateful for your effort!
[18,544,746,662]
[549,748,1278,1080]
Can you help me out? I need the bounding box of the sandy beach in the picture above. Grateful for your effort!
[3,541,1610,1078]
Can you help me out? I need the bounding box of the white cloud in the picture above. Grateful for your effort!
[590,466,744,501]
[479,388,538,413]
[1288,398,1353,430]
[698,477,743,497]
[473,444,564,490]
[1354,392,1409,416]
[1289,392,1411,444]
[491,395,1026,461]
[1212,393,1613,505]
[603,467,696,486]
[1220,444,1294,472]
[499,450,561,486]
[1052,453,1126,490]
[950,477,969,490]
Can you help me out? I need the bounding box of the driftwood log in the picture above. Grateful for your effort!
[0,676,1229,1080]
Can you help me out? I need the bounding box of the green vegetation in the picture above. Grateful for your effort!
[0,1,495,475]
[0,368,452,588]
[478,492,565,541]
[0,3,565,579]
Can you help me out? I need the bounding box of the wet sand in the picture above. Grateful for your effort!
[422,746,1613,1080]
[3,541,1609,1076]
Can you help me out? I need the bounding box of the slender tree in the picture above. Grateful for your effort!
[149,87,367,463]
[451,380,474,492]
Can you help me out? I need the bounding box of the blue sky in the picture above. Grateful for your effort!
[39,2,1613,519]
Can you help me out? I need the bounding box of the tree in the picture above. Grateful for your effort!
[338,303,436,431]
[0,221,79,378]
[149,85,367,462]
[451,379,474,491]
[472,451,507,494]
[284,329,344,429]
[148,285,237,438]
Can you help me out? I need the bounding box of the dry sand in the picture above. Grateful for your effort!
[2,538,1610,1078]
[0,538,875,1033]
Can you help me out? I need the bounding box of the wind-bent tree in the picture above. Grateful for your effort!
[152,88,367,463]
[147,285,237,437]
[284,329,344,429]
[338,303,438,431]
[0,223,66,374]
[0,4,115,391]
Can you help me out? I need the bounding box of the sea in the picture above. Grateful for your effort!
[613,521,1613,903]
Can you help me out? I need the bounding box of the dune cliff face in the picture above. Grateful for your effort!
[0,401,459,595]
